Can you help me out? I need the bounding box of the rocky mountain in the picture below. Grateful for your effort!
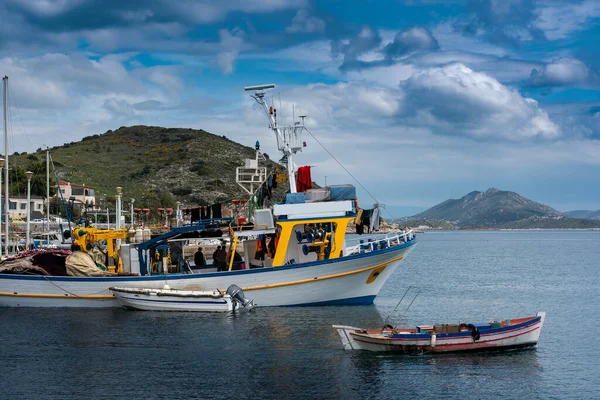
[12,126,285,209]
[404,188,600,229]
[564,209,600,220]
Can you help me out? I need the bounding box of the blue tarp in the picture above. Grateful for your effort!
[286,193,305,204]
[327,184,356,201]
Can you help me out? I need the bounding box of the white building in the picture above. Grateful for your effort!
[56,179,96,205]
[7,195,45,220]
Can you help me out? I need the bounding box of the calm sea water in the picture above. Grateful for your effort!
[1,230,599,399]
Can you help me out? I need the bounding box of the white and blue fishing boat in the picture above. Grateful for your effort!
[0,84,417,307]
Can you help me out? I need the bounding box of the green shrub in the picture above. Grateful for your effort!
[172,187,193,196]
[190,161,207,175]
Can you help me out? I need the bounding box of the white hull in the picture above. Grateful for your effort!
[0,240,415,307]
[334,312,545,353]
[111,287,237,312]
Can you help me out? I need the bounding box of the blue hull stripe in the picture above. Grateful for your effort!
[391,316,542,339]
[117,295,228,305]
[0,238,416,282]
[285,295,376,306]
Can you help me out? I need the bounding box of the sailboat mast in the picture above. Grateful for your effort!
[46,149,50,243]
[3,76,8,256]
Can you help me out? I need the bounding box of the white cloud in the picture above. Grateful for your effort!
[529,57,598,87]
[11,0,85,17]
[215,29,245,75]
[273,82,403,129]
[286,10,326,34]
[417,51,542,83]
[346,63,415,87]
[103,98,136,116]
[240,70,560,144]
[433,22,509,56]
[81,23,191,53]
[163,0,307,24]
[399,63,560,140]
[534,0,600,40]
[0,52,182,150]
[332,26,382,69]
[384,27,439,59]
[118,9,155,23]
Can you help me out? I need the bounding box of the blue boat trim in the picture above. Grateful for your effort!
[285,295,376,306]
[390,315,541,339]
[117,295,228,305]
[0,236,416,282]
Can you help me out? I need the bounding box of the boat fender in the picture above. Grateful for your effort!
[431,333,436,348]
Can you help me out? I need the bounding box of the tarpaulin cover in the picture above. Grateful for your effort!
[65,251,114,277]
[286,193,305,204]
[327,185,356,201]
[0,258,50,275]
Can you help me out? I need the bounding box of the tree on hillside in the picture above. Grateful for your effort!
[8,162,56,198]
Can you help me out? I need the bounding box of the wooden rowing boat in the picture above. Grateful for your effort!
[333,312,546,353]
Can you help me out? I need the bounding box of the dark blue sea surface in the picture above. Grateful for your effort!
[1,230,599,399]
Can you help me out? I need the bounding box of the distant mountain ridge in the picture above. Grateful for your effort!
[564,209,600,220]
[403,188,600,229]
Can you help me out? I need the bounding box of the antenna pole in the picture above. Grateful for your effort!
[3,76,9,256]
[46,148,50,243]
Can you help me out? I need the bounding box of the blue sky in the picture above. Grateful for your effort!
[1,0,600,215]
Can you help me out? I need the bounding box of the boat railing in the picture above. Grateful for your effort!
[345,230,415,256]
[229,223,270,232]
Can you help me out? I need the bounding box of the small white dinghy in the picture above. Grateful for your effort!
[110,284,254,312]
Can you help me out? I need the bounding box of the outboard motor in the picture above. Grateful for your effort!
[226,284,255,310]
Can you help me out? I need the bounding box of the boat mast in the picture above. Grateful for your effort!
[245,84,305,194]
[46,149,50,243]
[3,76,8,256]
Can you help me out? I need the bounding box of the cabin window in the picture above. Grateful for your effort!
[20,203,26,210]
[9,201,16,210]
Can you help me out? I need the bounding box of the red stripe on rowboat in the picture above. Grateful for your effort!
[351,325,541,348]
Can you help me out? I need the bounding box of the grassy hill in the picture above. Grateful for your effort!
[11,126,284,209]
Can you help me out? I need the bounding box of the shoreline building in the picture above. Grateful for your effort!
[55,179,96,207]
[7,195,45,220]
